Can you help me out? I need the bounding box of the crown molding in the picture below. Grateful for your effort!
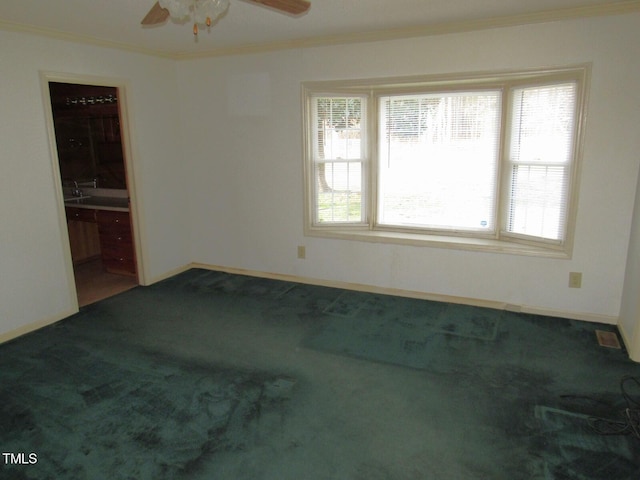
[0,19,177,59]
[2,0,640,60]
[177,0,640,59]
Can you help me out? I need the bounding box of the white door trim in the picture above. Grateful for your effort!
[39,71,147,313]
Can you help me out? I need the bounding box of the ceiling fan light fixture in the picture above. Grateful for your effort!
[141,0,309,35]
[158,0,230,35]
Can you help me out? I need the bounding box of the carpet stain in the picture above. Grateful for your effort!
[535,406,640,479]
[2,269,640,479]
[0,331,295,480]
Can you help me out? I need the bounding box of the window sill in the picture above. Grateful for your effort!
[306,227,571,259]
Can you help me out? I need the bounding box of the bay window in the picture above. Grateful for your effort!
[303,66,588,257]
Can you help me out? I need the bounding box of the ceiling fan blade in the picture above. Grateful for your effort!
[246,0,311,16]
[141,1,170,25]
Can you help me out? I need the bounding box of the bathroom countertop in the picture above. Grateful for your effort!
[64,195,129,212]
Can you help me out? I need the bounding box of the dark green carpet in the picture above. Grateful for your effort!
[1,269,639,479]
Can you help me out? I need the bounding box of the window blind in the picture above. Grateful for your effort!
[507,83,577,241]
[377,91,501,232]
[311,96,366,224]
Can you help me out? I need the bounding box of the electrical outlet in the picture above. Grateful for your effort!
[569,272,582,288]
[297,246,306,259]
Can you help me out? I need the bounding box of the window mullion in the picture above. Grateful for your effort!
[368,90,378,230]
[497,84,512,241]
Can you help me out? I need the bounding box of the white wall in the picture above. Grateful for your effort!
[620,161,640,360]
[0,30,190,338]
[2,12,640,343]
[182,13,640,322]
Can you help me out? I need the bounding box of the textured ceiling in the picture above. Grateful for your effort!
[0,0,638,57]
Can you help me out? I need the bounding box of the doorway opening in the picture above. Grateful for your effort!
[48,80,141,307]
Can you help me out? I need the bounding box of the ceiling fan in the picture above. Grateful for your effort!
[142,0,311,34]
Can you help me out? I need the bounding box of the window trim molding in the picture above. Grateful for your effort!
[302,64,591,258]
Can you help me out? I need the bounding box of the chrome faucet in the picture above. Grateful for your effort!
[71,181,84,198]
[71,178,98,196]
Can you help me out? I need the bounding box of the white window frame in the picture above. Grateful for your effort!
[302,65,589,258]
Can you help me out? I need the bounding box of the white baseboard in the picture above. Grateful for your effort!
[1,263,620,347]
[0,308,77,345]
[189,262,619,325]
[145,263,193,285]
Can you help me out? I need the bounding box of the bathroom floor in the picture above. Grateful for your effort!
[73,257,137,306]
